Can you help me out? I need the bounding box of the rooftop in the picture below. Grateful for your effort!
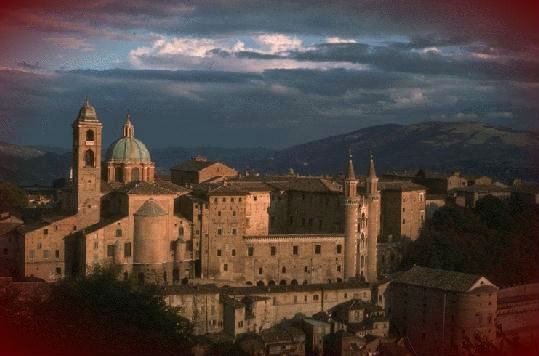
[392,265,496,293]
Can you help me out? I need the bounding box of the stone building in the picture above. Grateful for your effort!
[171,156,237,186]
[18,101,399,289]
[21,101,194,283]
[380,181,426,241]
[387,266,498,355]
[451,184,511,208]
[165,280,372,336]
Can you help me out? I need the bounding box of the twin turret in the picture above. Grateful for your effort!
[343,151,380,283]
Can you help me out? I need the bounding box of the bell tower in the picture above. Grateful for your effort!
[343,149,359,280]
[72,98,102,223]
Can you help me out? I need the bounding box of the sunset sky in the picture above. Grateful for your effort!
[0,0,537,148]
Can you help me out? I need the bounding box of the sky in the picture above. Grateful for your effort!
[0,0,537,149]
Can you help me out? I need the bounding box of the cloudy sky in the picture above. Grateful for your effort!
[0,0,537,149]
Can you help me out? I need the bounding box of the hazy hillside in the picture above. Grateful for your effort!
[1,121,538,185]
[253,121,539,182]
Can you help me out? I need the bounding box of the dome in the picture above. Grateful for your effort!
[107,137,152,163]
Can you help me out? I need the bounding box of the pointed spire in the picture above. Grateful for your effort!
[123,111,134,137]
[368,153,377,178]
[346,146,356,180]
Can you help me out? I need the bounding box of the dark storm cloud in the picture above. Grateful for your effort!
[2,0,537,51]
[0,0,537,149]
[291,43,538,83]
[2,66,536,149]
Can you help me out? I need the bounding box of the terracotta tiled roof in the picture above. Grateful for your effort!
[380,181,426,192]
[392,266,494,292]
[116,181,175,195]
[134,199,167,217]
[171,160,217,172]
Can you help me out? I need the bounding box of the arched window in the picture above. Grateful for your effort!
[279,280,287,286]
[86,130,95,142]
[84,149,95,167]
[268,280,276,286]
[256,280,265,287]
[246,281,253,286]
[291,279,298,286]
[131,167,140,181]
[115,167,123,182]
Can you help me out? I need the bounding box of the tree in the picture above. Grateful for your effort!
[0,265,193,355]
[401,196,538,286]
[0,181,27,216]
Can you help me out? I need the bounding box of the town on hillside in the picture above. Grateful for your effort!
[1,102,538,355]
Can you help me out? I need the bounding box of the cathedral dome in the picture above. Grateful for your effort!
[106,113,152,163]
[106,136,152,163]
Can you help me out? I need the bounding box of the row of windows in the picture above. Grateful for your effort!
[213,197,244,203]
[216,228,238,236]
[241,244,342,257]
[29,249,60,259]
[253,264,342,275]
[43,225,77,235]
[106,243,132,257]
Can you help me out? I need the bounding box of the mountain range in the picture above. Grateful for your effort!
[1,121,537,186]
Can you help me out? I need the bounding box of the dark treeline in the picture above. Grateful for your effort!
[402,195,539,287]
[0,266,193,355]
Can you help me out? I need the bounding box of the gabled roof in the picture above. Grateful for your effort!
[392,265,496,293]
[134,199,167,217]
[171,160,218,172]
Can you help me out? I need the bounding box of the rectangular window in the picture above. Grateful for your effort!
[94,242,98,250]
[248,246,254,256]
[217,228,223,235]
[232,228,237,235]
[43,250,49,259]
[271,246,276,256]
[55,250,60,258]
[336,244,342,254]
[293,245,299,255]
[304,266,308,272]
[259,267,263,275]
[337,265,341,272]
[402,219,406,225]
[124,242,132,257]
[223,264,228,272]
[107,245,115,257]
[44,228,48,235]
[315,245,321,254]
[56,267,62,275]
[217,249,222,256]
[313,295,319,301]
[238,320,243,327]
[232,249,236,257]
